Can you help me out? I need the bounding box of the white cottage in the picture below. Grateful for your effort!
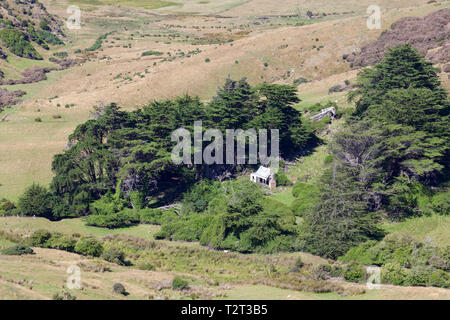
[250,166,276,189]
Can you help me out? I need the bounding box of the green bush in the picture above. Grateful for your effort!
[293,77,309,86]
[427,270,450,288]
[139,208,177,225]
[0,198,16,216]
[18,184,54,219]
[160,214,213,242]
[328,84,342,94]
[89,191,127,216]
[53,51,68,59]
[381,263,408,285]
[291,183,319,216]
[343,262,365,282]
[46,233,77,252]
[154,230,170,240]
[430,190,450,215]
[74,237,103,257]
[312,264,332,280]
[340,240,383,265]
[113,283,127,295]
[141,50,163,56]
[28,229,52,247]
[172,277,189,290]
[39,19,50,31]
[36,30,63,45]
[0,28,42,59]
[295,256,304,268]
[52,290,77,300]
[405,266,431,287]
[182,180,221,214]
[274,171,292,186]
[1,244,34,255]
[102,247,126,265]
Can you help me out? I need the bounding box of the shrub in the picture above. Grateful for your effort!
[34,117,42,122]
[89,191,127,216]
[295,256,304,268]
[330,265,343,278]
[39,19,50,31]
[430,190,450,215]
[340,240,382,265]
[405,266,431,287]
[160,214,213,242]
[381,263,408,285]
[53,51,68,58]
[1,244,34,255]
[46,233,77,252]
[113,283,127,295]
[291,183,319,216]
[427,270,450,288]
[343,262,365,282]
[172,277,189,290]
[52,290,76,300]
[293,77,309,86]
[0,28,42,59]
[0,198,16,216]
[205,58,210,63]
[36,30,63,45]
[312,264,332,280]
[28,229,52,247]
[102,247,126,265]
[274,171,292,186]
[182,180,221,214]
[154,230,170,240]
[141,50,163,56]
[139,208,165,225]
[18,184,54,219]
[328,84,342,94]
[74,237,103,257]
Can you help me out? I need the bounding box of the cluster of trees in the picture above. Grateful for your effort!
[0,28,42,59]
[156,179,299,253]
[341,233,449,288]
[302,45,450,258]
[0,17,63,59]
[45,79,316,219]
[4,45,448,263]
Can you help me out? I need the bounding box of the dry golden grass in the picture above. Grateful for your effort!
[1,246,449,300]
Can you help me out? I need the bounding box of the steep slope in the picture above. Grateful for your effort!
[345,8,450,67]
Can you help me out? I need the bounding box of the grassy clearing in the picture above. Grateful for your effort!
[287,144,329,185]
[267,188,295,207]
[0,217,160,239]
[383,215,450,247]
[5,56,55,71]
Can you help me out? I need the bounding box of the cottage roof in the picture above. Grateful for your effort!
[253,166,271,179]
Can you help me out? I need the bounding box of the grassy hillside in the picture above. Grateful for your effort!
[1,216,449,300]
[0,0,449,301]
[2,1,448,200]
